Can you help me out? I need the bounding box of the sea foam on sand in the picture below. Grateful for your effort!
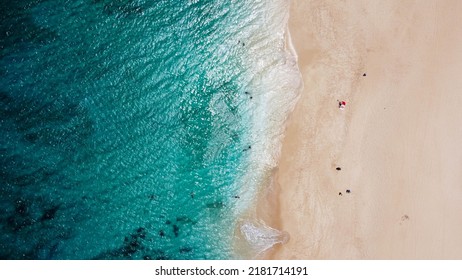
[230,0,302,258]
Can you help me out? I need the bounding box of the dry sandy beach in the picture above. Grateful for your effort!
[259,0,462,259]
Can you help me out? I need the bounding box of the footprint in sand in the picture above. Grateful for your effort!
[399,214,410,225]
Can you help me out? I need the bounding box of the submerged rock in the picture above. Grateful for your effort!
[179,247,192,254]
[172,224,179,237]
[40,206,60,222]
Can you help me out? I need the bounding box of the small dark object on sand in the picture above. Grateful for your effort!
[339,192,342,196]
[363,73,366,76]
[346,189,351,193]
[336,167,341,171]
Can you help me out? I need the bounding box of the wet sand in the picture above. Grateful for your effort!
[261,0,462,259]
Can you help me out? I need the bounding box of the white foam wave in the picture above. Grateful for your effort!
[233,0,302,212]
[240,220,289,257]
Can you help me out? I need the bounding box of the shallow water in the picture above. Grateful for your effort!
[0,0,300,259]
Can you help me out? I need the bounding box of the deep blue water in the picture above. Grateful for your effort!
[0,0,299,259]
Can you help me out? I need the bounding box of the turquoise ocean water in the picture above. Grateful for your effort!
[0,0,300,259]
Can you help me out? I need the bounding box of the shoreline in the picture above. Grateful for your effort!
[260,0,462,259]
[232,0,302,259]
[253,5,302,258]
